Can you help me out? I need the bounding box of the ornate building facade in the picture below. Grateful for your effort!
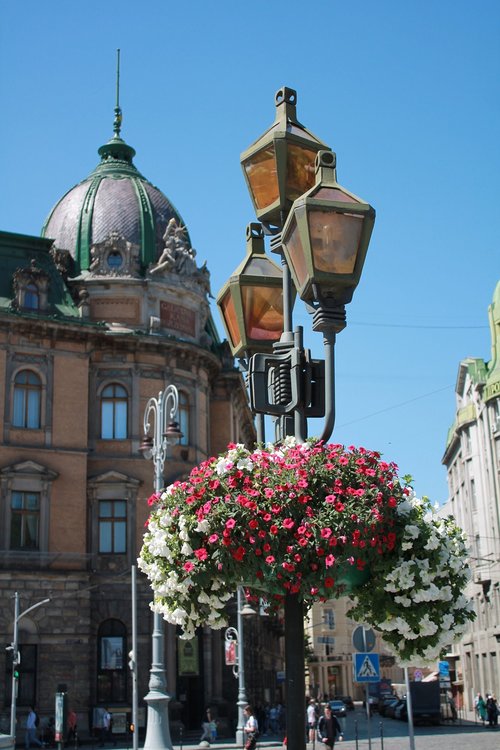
[442,282,500,709]
[0,110,285,738]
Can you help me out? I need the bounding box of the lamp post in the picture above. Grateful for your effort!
[224,587,256,746]
[140,385,183,750]
[217,87,375,750]
[9,592,50,740]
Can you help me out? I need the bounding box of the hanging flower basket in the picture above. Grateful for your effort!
[139,438,474,664]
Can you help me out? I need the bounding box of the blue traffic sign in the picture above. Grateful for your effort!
[354,652,380,682]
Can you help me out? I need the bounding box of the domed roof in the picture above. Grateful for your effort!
[42,108,190,276]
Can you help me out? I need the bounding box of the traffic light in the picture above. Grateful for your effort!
[13,667,20,679]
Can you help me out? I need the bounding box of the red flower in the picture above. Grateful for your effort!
[195,548,208,561]
[324,577,335,588]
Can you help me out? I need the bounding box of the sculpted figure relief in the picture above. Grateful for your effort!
[150,219,212,299]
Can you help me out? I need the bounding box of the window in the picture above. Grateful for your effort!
[97,620,127,704]
[99,500,126,554]
[24,283,40,310]
[11,491,40,549]
[323,608,335,630]
[101,384,128,439]
[178,390,190,446]
[13,370,41,428]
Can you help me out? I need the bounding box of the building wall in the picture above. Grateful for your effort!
[442,283,500,710]
[0,257,258,737]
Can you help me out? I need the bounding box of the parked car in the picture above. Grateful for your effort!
[329,700,347,718]
[385,699,405,719]
[394,699,408,721]
[379,697,399,717]
[334,695,354,711]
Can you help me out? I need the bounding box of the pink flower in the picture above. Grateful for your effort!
[283,518,295,530]
[195,548,208,560]
[266,555,275,564]
[208,534,219,543]
[183,561,195,572]
[320,527,332,539]
[226,518,236,529]
[325,554,336,568]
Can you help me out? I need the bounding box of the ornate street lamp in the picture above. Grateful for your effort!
[241,87,330,229]
[281,150,375,329]
[217,223,284,359]
[224,587,257,746]
[141,385,182,750]
[219,87,375,750]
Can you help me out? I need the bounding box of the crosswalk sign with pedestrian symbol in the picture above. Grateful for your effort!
[354,652,380,682]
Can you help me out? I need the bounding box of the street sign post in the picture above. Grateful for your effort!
[354,652,380,683]
[352,625,376,652]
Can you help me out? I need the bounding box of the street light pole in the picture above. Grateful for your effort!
[9,592,50,740]
[217,87,375,750]
[141,385,182,750]
[224,587,256,747]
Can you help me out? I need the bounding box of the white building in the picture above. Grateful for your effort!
[442,281,500,709]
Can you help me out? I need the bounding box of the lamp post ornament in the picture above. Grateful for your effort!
[139,88,474,750]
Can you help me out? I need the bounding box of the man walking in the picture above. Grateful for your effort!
[25,706,43,749]
[317,705,343,748]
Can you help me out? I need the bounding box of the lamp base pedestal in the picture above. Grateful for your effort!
[143,689,173,750]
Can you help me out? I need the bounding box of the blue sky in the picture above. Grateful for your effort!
[1,1,498,503]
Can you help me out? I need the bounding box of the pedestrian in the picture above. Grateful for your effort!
[99,708,115,747]
[317,704,343,748]
[486,694,498,727]
[25,706,43,749]
[307,700,318,744]
[243,705,259,750]
[476,694,487,723]
[200,708,213,744]
[65,708,78,747]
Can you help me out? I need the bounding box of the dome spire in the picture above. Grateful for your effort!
[113,48,122,138]
[97,49,136,167]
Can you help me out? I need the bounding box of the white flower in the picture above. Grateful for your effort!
[181,542,193,556]
[236,457,254,472]
[196,519,210,533]
[404,525,420,539]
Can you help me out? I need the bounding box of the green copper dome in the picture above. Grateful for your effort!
[42,119,190,277]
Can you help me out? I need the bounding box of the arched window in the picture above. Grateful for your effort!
[97,619,127,704]
[101,384,128,439]
[13,370,41,429]
[178,390,190,446]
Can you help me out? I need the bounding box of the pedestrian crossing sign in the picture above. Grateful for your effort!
[354,652,380,682]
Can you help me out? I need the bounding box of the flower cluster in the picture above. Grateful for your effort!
[138,438,475,662]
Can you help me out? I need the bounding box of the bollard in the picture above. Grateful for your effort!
[354,719,359,750]
[379,721,384,750]
[180,724,183,750]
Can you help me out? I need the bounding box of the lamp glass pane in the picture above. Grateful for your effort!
[245,256,282,279]
[243,146,279,210]
[308,210,363,274]
[313,187,360,204]
[242,285,283,341]
[286,144,317,201]
[283,215,309,289]
[220,289,241,348]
